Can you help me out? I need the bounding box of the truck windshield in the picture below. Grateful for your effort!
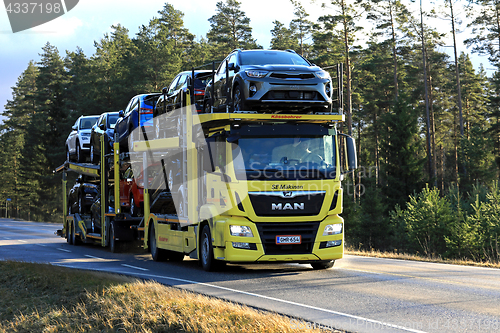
[234,135,337,180]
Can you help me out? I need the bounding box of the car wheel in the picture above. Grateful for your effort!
[90,143,97,164]
[78,194,84,215]
[130,195,141,217]
[233,85,246,112]
[66,146,71,162]
[150,222,167,261]
[76,142,83,163]
[204,99,212,113]
[310,260,335,270]
[168,169,174,191]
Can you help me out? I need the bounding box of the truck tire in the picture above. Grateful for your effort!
[310,260,335,270]
[71,220,80,245]
[200,225,224,271]
[150,223,167,261]
[66,221,72,244]
[109,222,119,253]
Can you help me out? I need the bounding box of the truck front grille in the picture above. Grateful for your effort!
[255,222,320,255]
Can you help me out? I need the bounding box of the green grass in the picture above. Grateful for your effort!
[0,262,331,333]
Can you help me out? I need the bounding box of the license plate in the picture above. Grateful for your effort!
[276,235,301,245]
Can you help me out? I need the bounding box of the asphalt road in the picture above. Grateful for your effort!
[1,218,500,333]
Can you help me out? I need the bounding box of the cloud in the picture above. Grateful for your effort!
[30,15,83,36]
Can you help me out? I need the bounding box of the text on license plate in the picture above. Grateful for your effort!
[276,235,301,245]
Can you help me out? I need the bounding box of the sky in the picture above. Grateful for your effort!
[0,0,493,125]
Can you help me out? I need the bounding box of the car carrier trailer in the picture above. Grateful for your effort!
[56,70,357,271]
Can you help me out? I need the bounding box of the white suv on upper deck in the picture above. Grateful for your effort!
[65,115,99,163]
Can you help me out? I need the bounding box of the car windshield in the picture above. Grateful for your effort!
[234,135,337,180]
[143,95,159,107]
[79,116,99,130]
[108,115,119,129]
[239,51,310,66]
[194,74,211,89]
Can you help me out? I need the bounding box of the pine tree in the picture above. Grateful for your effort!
[380,93,425,209]
[270,21,299,51]
[207,0,261,59]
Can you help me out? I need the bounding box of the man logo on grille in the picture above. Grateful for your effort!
[4,0,79,33]
[282,191,293,198]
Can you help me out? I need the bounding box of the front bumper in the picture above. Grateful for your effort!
[212,215,344,263]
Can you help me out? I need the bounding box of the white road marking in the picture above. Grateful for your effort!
[84,255,105,260]
[121,264,149,271]
[57,248,71,253]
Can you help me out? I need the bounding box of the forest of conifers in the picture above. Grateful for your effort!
[1,0,499,263]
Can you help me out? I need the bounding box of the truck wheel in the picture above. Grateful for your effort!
[200,225,224,271]
[310,260,335,270]
[149,223,167,261]
[66,221,72,244]
[71,220,79,245]
[109,222,119,253]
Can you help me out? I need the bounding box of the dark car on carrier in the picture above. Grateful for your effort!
[68,175,98,215]
[115,93,161,151]
[154,70,212,138]
[203,49,333,113]
[89,111,120,164]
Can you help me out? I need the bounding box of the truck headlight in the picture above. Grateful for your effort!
[323,223,342,236]
[230,225,253,237]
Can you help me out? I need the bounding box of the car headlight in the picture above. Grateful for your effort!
[323,223,342,236]
[230,225,254,237]
[245,70,268,78]
[315,70,331,80]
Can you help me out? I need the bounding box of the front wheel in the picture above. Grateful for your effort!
[76,142,84,163]
[232,85,246,112]
[310,260,335,270]
[200,225,224,271]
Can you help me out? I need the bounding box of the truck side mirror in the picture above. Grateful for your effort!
[119,110,124,118]
[345,136,357,171]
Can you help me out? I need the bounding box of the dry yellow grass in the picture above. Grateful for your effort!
[0,262,335,333]
[345,247,500,269]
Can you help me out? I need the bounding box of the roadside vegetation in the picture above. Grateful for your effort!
[0,261,329,333]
